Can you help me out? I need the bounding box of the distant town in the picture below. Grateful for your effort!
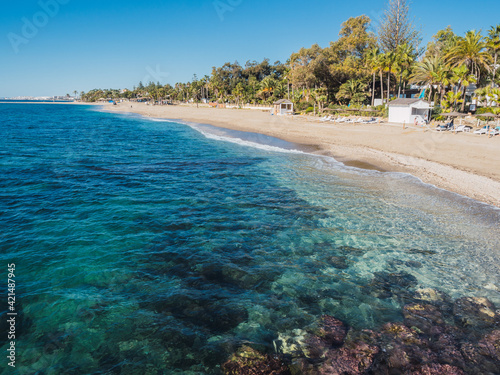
[0,96,75,101]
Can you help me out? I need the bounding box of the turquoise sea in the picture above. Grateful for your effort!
[1,104,499,374]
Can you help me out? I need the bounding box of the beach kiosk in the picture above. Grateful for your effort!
[273,99,294,116]
[388,98,433,124]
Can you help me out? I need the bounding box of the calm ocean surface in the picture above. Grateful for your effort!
[1,104,499,374]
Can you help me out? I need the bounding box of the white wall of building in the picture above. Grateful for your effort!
[388,107,411,124]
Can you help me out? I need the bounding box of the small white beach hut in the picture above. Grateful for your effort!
[273,99,294,116]
[388,98,433,124]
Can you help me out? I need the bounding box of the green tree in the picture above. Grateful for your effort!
[378,0,422,53]
[375,53,386,103]
[382,51,397,103]
[258,76,277,103]
[441,91,463,112]
[446,30,492,84]
[365,47,381,105]
[394,43,416,98]
[233,82,245,106]
[289,44,322,101]
[487,25,500,86]
[425,26,458,59]
[327,16,377,88]
[435,64,452,105]
[336,79,368,106]
[451,65,476,111]
[410,56,443,104]
[311,87,328,112]
[474,86,500,107]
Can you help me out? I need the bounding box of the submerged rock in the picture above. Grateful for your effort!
[327,255,349,270]
[274,316,348,361]
[381,322,421,345]
[337,245,366,256]
[414,288,452,305]
[317,315,348,347]
[274,329,312,359]
[270,294,500,375]
[403,303,445,334]
[148,293,249,334]
[453,297,498,329]
[369,271,419,299]
[460,340,500,374]
[405,363,465,374]
[478,330,500,362]
[407,248,437,256]
[222,345,291,375]
[375,272,418,288]
[405,260,423,269]
[317,341,380,375]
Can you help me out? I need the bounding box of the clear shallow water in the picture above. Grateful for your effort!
[0,104,499,374]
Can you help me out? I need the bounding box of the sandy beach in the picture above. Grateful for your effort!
[100,102,500,208]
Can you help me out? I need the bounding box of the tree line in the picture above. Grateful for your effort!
[80,0,500,114]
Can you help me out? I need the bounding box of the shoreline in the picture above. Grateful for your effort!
[24,101,500,208]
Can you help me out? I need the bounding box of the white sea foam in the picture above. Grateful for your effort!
[149,118,177,123]
[128,114,500,211]
[188,123,308,155]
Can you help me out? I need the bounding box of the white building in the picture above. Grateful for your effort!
[388,98,433,124]
[273,99,294,116]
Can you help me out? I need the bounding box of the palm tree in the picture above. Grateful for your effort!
[336,79,368,106]
[410,55,443,104]
[451,65,476,111]
[446,30,492,84]
[274,79,287,100]
[395,43,415,98]
[374,53,386,103]
[475,86,500,107]
[474,86,491,106]
[365,47,380,106]
[435,64,452,105]
[487,24,500,86]
[441,91,463,112]
[383,51,397,103]
[258,76,277,103]
[233,82,245,106]
[311,87,328,112]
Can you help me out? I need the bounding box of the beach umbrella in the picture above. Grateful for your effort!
[476,112,498,118]
[443,112,466,117]
[443,111,466,125]
[475,113,499,128]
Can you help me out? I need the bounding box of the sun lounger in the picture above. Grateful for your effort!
[454,125,472,133]
[474,126,489,135]
[488,127,499,137]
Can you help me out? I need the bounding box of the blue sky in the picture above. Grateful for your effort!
[1,0,499,97]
